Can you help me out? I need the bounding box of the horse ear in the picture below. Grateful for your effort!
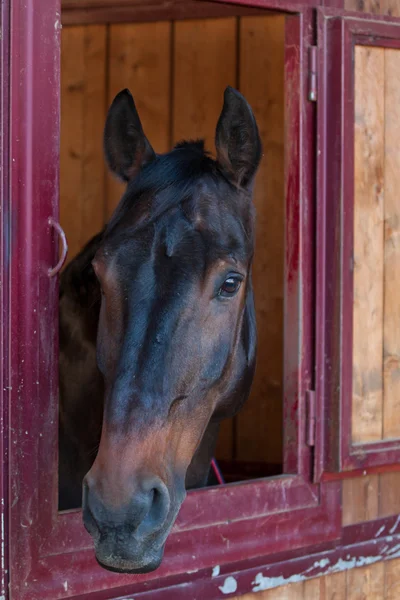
[215,86,262,188]
[104,89,156,182]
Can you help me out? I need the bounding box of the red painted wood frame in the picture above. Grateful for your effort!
[3,1,345,598]
[0,0,10,596]
[315,9,400,480]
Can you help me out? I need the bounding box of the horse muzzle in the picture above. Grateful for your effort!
[82,474,185,573]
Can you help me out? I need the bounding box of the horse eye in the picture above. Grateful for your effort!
[219,276,242,297]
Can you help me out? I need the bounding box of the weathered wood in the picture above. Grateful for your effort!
[383,48,400,440]
[342,475,379,526]
[385,558,400,600]
[304,572,347,599]
[173,17,237,459]
[233,582,304,599]
[107,21,172,217]
[345,0,381,11]
[60,25,107,263]
[352,45,385,443]
[231,562,400,599]
[235,15,285,463]
[345,0,400,14]
[347,561,385,599]
[379,472,400,517]
[381,0,400,15]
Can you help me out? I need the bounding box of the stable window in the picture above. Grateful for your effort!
[316,10,400,479]
[6,1,400,599]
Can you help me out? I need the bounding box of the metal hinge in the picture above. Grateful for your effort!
[308,46,317,102]
[306,390,316,447]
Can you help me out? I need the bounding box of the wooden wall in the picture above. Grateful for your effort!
[229,13,400,600]
[345,0,400,14]
[342,44,400,528]
[60,15,285,468]
[59,9,400,600]
[232,558,400,599]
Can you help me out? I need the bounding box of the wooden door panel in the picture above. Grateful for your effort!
[316,9,400,478]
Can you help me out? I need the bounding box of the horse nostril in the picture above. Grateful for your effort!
[135,479,170,537]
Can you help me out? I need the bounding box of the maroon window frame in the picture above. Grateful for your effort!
[3,0,375,598]
[315,9,400,480]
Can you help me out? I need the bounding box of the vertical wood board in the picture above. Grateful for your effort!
[342,475,379,526]
[235,15,285,463]
[383,48,400,440]
[352,45,385,443]
[345,0,400,15]
[60,25,107,264]
[107,22,172,217]
[347,561,385,600]
[172,18,237,152]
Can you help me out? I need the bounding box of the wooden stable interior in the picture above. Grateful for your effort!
[60,13,286,478]
[58,0,400,598]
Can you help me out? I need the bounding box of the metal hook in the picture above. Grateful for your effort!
[48,217,68,277]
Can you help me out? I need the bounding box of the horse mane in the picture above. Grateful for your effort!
[104,140,227,239]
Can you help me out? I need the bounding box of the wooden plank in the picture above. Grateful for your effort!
[81,26,107,251]
[304,572,347,600]
[352,46,385,443]
[60,26,85,264]
[347,561,385,599]
[380,1,400,15]
[172,18,236,151]
[344,0,381,11]
[235,15,285,463]
[345,0,400,15]
[173,17,237,459]
[383,49,400,440]
[342,476,379,526]
[60,25,107,264]
[233,582,304,600]
[385,558,400,600]
[107,22,172,217]
[379,472,400,517]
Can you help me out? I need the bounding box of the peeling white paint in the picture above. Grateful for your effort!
[252,572,305,592]
[311,559,329,570]
[251,553,385,593]
[212,565,220,577]
[390,515,400,534]
[386,543,400,556]
[219,576,237,594]
[375,525,386,537]
[330,555,381,572]
[63,581,68,592]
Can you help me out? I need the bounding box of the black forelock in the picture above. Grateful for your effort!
[102,139,255,266]
[104,141,231,237]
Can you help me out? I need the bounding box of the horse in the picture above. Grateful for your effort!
[58,85,262,574]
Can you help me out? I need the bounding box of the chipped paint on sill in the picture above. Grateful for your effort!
[219,576,237,594]
[212,565,220,577]
[251,554,387,592]
[390,515,400,534]
[375,525,386,537]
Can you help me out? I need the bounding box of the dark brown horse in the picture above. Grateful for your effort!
[59,86,261,573]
